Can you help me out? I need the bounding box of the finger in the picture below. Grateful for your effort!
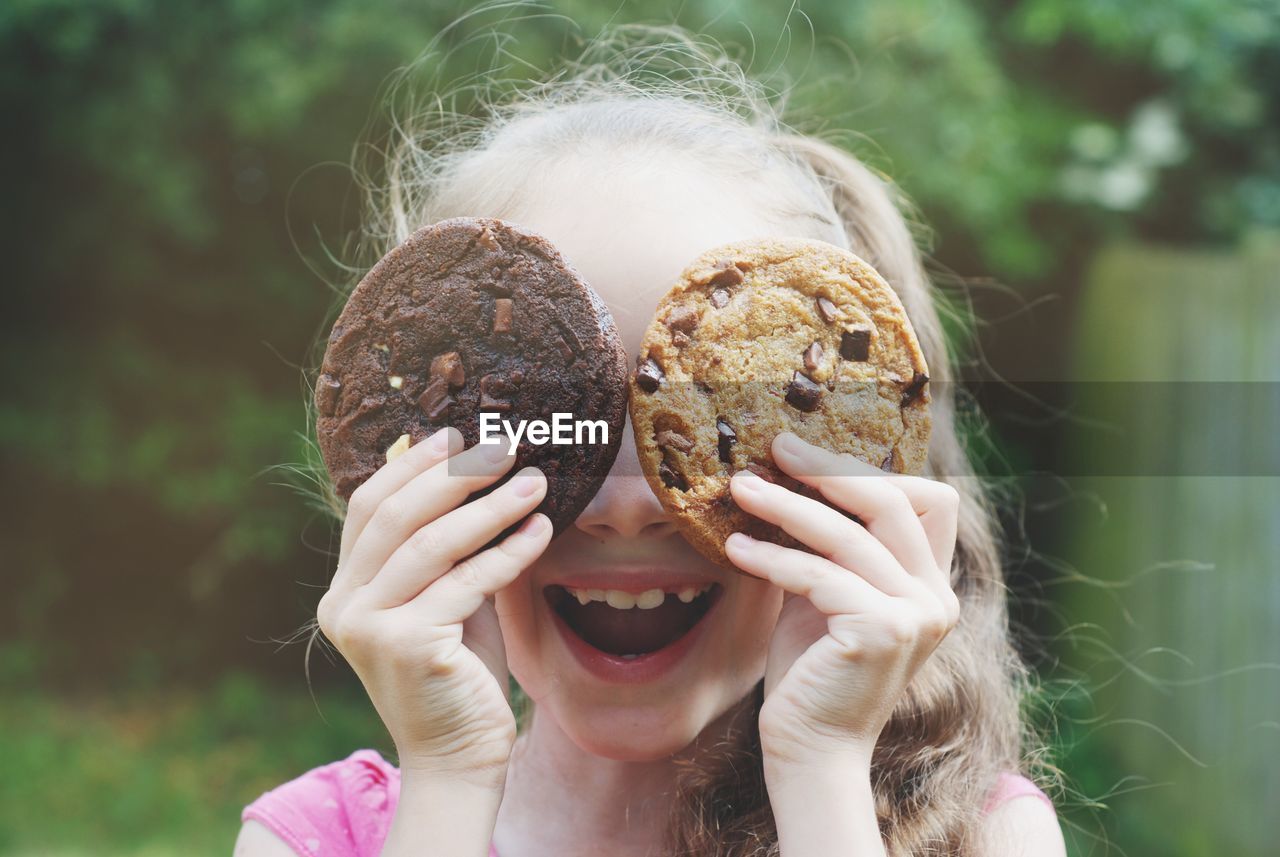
[340,436,518,590]
[364,467,547,607]
[729,468,914,596]
[771,432,938,579]
[883,475,961,577]
[339,427,461,565]
[403,512,553,627]
[723,531,892,616]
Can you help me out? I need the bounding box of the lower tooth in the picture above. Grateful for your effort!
[621,654,639,660]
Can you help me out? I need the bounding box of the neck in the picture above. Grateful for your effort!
[494,697,755,857]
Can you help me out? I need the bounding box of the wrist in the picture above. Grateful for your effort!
[397,756,511,792]
[383,768,506,857]
[764,753,884,857]
[761,739,875,782]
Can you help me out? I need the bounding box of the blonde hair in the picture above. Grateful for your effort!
[330,12,1051,856]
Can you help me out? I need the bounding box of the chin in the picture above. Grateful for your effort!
[566,708,706,762]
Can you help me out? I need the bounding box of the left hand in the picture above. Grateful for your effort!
[723,431,961,770]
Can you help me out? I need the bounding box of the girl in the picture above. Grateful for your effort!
[236,22,1064,857]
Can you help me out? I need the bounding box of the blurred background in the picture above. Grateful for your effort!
[2,1,1277,854]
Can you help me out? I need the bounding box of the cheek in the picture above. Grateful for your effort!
[716,578,785,670]
[494,584,537,674]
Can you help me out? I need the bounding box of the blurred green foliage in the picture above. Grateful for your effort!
[0,668,388,855]
[2,0,1277,854]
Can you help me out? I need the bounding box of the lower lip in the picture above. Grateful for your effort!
[547,587,723,684]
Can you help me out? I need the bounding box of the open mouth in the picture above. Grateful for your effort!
[543,583,723,658]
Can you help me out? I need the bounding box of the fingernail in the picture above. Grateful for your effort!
[726,532,754,549]
[775,432,803,454]
[481,436,510,463]
[734,469,763,488]
[517,513,547,536]
[428,427,452,453]
[510,467,543,497]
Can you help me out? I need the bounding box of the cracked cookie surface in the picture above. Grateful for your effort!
[316,216,629,536]
[628,237,931,568]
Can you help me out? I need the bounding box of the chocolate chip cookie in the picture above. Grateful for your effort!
[315,217,629,536]
[628,237,932,568]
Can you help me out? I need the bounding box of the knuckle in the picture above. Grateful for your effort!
[449,555,484,590]
[316,592,340,636]
[919,607,950,640]
[324,611,357,649]
[346,482,379,521]
[882,611,920,644]
[942,590,962,626]
[374,496,414,533]
[861,478,909,518]
[406,523,447,560]
[926,480,961,512]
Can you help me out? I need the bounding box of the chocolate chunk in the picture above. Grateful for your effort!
[695,380,715,395]
[785,371,823,412]
[480,393,512,412]
[479,279,512,296]
[431,351,465,388]
[557,324,582,353]
[477,225,501,251]
[816,296,839,323]
[316,374,341,416]
[480,373,515,398]
[880,453,894,472]
[708,260,745,288]
[509,369,525,385]
[477,374,516,412]
[709,288,730,309]
[655,429,694,454]
[716,418,737,463]
[635,357,664,393]
[900,371,929,406]
[802,341,823,374]
[417,377,453,420]
[658,455,688,491]
[493,298,513,334]
[665,304,700,335]
[554,334,574,362]
[840,326,872,361]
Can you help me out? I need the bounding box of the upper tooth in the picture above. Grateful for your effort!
[635,589,665,609]
[565,584,712,608]
[605,590,637,609]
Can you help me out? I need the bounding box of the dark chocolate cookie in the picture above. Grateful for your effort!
[628,237,931,568]
[315,217,629,536]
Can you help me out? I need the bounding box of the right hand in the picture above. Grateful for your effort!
[316,427,551,785]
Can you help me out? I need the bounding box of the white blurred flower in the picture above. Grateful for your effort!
[1129,101,1187,168]
[1095,161,1151,210]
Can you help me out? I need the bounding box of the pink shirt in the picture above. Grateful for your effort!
[241,749,1053,856]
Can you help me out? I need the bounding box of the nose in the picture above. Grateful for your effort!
[575,415,681,541]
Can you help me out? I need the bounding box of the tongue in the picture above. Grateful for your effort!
[558,598,704,655]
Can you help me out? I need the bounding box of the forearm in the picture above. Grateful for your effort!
[380,769,505,857]
[764,754,887,857]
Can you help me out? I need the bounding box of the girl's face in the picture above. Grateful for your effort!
[492,153,791,761]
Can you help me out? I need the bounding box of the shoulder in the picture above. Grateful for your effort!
[238,749,401,857]
[978,773,1066,857]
